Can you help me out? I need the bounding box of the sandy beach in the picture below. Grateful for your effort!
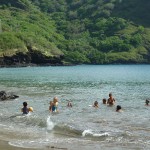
[0,140,73,150]
[0,140,40,150]
[0,139,69,150]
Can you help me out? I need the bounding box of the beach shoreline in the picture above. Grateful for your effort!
[0,140,31,150]
[0,139,72,150]
[0,139,35,150]
[0,139,59,150]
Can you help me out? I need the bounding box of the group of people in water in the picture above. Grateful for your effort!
[93,93,150,112]
[92,93,122,112]
[21,93,149,115]
[21,96,59,114]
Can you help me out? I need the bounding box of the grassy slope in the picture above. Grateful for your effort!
[110,0,150,63]
[0,0,64,58]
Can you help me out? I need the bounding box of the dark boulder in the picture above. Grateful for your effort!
[0,91,19,101]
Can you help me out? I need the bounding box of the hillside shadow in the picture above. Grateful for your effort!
[112,0,150,27]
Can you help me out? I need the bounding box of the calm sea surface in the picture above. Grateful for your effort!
[0,65,150,150]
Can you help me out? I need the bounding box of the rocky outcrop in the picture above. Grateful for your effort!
[0,91,19,101]
[0,47,64,67]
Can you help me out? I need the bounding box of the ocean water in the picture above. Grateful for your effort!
[0,65,150,150]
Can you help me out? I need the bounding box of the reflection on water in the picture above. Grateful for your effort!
[0,65,150,149]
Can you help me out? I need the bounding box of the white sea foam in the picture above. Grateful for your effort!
[82,129,92,137]
[0,124,7,127]
[47,116,55,131]
[9,141,26,148]
[82,129,109,137]
[8,140,41,149]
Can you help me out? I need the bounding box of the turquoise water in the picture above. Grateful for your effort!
[0,65,150,149]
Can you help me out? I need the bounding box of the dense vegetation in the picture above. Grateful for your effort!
[0,0,150,65]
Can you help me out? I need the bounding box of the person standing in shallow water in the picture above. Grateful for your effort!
[107,93,116,106]
[21,102,29,114]
[21,102,33,114]
[102,98,107,104]
[145,99,149,106]
[49,101,54,112]
[52,97,59,112]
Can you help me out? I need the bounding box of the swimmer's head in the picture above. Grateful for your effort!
[94,101,98,106]
[146,99,149,105]
[116,105,121,111]
[53,97,58,103]
[23,102,27,107]
[109,93,112,97]
[102,98,107,104]
[67,101,72,107]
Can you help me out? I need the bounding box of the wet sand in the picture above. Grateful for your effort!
[0,139,71,150]
[0,140,57,150]
[0,140,37,150]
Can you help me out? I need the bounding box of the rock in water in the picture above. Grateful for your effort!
[0,91,19,101]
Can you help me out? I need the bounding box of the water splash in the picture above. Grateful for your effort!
[82,129,109,137]
[46,116,55,131]
[82,129,92,137]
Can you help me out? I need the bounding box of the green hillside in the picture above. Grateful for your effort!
[0,0,65,66]
[112,0,150,27]
[0,0,150,66]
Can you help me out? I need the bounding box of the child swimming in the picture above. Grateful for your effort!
[67,101,72,107]
[21,102,33,115]
[116,105,122,112]
[93,101,99,108]
[102,98,107,104]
